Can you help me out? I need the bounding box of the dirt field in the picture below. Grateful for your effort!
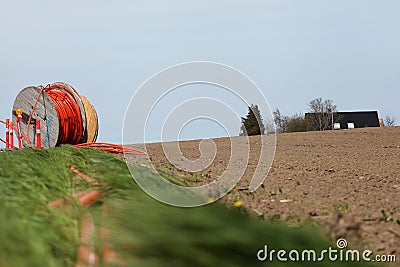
[128,127,400,260]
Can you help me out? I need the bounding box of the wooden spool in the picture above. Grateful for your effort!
[12,86,60,148]
[80,95,99,143]
[12,83,92,148]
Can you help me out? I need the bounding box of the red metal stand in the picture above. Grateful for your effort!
[36,120,41,149]
[5,119,9,149]
[9,122,14,148]
[16,115,22,149]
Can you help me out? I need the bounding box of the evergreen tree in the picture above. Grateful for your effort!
[239,104,265,136]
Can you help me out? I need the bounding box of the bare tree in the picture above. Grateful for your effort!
[307,97,338,131]
[264,119,276,134]
[273,108,289,133]
[384,115,396,127]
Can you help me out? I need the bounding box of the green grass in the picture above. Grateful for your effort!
[337,203,349,213]
[0,147,377,267]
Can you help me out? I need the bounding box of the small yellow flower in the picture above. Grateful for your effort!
[207,198,214,204]
[234,200,243,208]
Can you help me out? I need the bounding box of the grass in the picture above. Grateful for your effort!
[156,165,195,187]
[0,147,378,267]
[337,203,350,213]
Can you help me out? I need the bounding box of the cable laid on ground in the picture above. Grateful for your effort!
[73,142,147,155]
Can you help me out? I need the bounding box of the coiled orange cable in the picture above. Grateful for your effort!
[27,83,84,146]
[44,83,84,145]
[21,84,147,155]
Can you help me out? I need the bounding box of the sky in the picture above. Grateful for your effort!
[0,0,399,143]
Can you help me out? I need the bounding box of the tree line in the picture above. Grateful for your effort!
[239,97,396,136]
[273,97,339,133]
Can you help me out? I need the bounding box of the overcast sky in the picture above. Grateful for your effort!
[1,0,399,143]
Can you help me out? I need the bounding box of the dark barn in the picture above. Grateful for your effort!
[335,111,380,129]
[305,111,380,130]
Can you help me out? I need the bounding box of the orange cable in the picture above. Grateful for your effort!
[72,142,147,155]
[44,83,84,145]
[26,84,84,146]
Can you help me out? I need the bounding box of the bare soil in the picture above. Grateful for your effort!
[127,127,400,260]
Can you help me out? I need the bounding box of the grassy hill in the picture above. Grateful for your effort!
[0,147,376,267]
